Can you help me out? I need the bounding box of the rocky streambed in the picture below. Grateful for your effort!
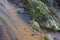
[7,0,60,40]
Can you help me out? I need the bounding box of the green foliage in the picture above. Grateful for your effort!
[24,0,60,31]
[44,34,54,40]
[44,36,49,40]
[25,0,49,22]
[30,20,41,31]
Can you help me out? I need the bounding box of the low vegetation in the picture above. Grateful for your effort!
[16,0,60,31]
[23,0,60,31]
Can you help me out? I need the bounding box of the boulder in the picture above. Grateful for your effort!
[56,0,60,7]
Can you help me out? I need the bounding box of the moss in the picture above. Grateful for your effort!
[44,36,49,40]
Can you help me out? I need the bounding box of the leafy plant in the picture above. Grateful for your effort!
[44,36,49,40]
[24,0,60,31]
[25,0,49,23]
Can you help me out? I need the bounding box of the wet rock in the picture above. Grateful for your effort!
[0,27,3,36]
[56,0,60,7]
[18,3,24,8]
[7,0,24,7]
[0,3,4,7]
[16,8,25,14]
[7,0,22,4]
[54,37,60,40]
[0,27,3,40]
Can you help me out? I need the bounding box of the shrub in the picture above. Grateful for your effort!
[25,0,49,23]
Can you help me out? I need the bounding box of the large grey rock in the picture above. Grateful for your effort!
[54,37,60,40]
[56,0,60,7]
